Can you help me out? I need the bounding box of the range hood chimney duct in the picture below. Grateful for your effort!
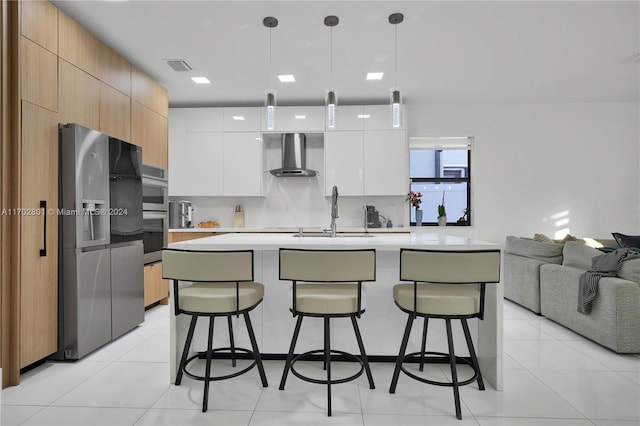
[269,133,317,177]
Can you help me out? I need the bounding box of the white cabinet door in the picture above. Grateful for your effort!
[363,130,408,196]
[223,107,260,132]
[223,132,263,196]
[168,109,189,195]
[185,108,223,132]
[363,105,406,130]
[262,106,325,132]
[324,132,364,196]
[328,105,364,131]
[185,132,224,196]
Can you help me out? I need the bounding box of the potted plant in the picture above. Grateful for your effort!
[407,191,423,226]
[437,191,447,226]
[457,207,470,224]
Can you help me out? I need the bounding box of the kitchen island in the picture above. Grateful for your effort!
[168,232,504,389]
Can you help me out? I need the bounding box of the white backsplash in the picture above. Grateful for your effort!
[173,192,407,230]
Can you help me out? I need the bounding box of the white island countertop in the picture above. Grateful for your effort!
[169,232,497,251]
[167,232,504,391]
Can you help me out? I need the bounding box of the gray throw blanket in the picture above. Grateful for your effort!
[578,248,640,314]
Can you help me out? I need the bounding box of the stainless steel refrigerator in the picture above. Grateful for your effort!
[57,123,144,360]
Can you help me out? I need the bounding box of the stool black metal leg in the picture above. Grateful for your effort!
[390,313,415,394]
[419,317,429,372]
[461,318,484,390]
[279,315,304,390]
[324,316,332,417]
[244,311,268,387]
[202,316,215,412]
[445,319,462,420]
[351,315,375,389]
[176,316,198,385]
[227,316,237,367]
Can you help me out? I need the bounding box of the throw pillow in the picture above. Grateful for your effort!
[561,234,578,243]
[612,232,640,248]
[533,233,554,243]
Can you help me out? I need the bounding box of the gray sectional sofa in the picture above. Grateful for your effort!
[504,236,640,353]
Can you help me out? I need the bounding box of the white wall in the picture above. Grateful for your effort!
[174,101,639,244]
[408,101,639,242]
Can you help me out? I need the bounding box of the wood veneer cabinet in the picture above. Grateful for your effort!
[98,43,131,97]
[168,232,225,243]
[144,262,168,307]
[20,36,57,112]
[99,81,130,142]
[19,101,58,368]
[2,1,168,386]
[58,10,99,78]
[59,59,100,130]
[131,100,168,168]
[131,66,168,118]
[20,0,58,54]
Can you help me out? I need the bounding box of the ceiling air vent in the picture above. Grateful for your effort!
[164,59,194,72]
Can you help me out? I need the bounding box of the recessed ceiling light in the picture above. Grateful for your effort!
[278,74,296,82]
[294,115,306,119]
[358,114,371,119]
[366,72,384,80]
[232,116,245,120]
[191,76,211,84]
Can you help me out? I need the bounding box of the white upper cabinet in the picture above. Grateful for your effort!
[363,130,408,196]
[223,132,263,196]
[328,105,364,131]
[363,105,406,130]
[262,106,325,132]
[181,132,224,196]
[223,107,260,132]
[185,107,223,132]
[324,129,407,197]
[324,132,364,196]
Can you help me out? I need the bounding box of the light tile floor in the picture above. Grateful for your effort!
[1,300,639,426]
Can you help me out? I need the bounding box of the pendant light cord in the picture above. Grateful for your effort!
[330,26,333,88]
[269,27,273,91]
[394,23,398,88]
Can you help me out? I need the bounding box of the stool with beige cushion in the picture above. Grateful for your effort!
[162,249,268,412]
[389,248,501,420]
[278,248,376,417]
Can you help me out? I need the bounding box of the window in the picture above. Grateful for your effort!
[409,137,472,226]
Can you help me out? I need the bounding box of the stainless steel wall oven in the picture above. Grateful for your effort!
[142,164,168,264]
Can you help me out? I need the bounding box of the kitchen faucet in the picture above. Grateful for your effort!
[330,185,339,238]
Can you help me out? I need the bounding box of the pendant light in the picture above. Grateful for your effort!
[324,15,339,129]
[263,16,278,130]
[389,13,404,128]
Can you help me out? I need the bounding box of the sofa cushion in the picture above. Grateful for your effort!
[505,236,563,263]
[618,258,640,284]
[562,241,603,271]
[612,232,640,248]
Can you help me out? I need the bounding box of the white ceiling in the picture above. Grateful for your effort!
[51,0,640,108]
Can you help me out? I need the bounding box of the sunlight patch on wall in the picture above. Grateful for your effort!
[545,210,571,239]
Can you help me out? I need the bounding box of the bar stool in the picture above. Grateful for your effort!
[278,248,376,416]
[162,248,268,412]
[389,249,501,420]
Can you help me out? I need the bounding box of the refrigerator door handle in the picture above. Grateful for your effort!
[40,200,47,257]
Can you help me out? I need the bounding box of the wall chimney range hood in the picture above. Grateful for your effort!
[269,133,317,177]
